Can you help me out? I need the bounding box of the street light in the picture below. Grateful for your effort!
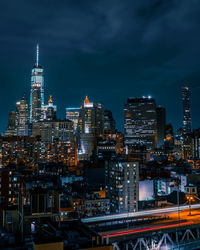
[186,195,194,216]
[176,179,180,223]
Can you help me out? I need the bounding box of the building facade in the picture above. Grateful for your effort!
[124,97,157,150]
[32,119,74,143]
[66,107,80,135]
[107,161,139,213]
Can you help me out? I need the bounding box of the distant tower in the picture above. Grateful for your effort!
[182,86,192,134]
[16,93,29,136]
[46,95,56,120]
[30,44,44,123]
[5,111,16,136]
[104,110,116,134]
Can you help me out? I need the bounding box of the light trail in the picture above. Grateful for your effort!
[81,203,200,223]
[101,221,192,238]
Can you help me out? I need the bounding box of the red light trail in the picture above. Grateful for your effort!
[101,221,192,238]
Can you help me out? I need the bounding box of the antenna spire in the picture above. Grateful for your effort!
[36,43,39,67]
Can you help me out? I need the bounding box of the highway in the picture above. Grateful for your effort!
[81,203,200,223]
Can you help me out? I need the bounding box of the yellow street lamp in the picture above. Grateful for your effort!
[187,195,194,216]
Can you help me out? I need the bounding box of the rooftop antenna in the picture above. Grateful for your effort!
[36,43,39,67]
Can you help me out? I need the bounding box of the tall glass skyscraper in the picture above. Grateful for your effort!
[182,86,192,134]
[30,44,44,123]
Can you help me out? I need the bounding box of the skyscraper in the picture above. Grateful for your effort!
[46,95,56,120]
[182,86,192,134]
[30,44,44,123]
[5,111,16,136]
[16,93,29,136]
[156,106,166,148]
[79,96,104,136]
[79,96,104,156]
[66,107,80,134]
[41,95,57,120]
[124,97,157,150]
[104,110,116,134]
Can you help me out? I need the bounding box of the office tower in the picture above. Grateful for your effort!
[79,96,104,156]
[16,93,29,136]
[182,86,192,134]
[32,119,74,143]
[30,44,44,123]
[104,110,116,134]
[41,95,57,120]
[46,95,56,120]
[106,160,139,213]
[124,97,157,150]
[156,106,166,148]
[79,96,104,136]
[66,107,80,134]
[5,111,16,136]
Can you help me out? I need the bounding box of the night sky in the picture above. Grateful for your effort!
[1,0,200,133]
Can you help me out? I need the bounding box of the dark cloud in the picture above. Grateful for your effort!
[0,0,200,132]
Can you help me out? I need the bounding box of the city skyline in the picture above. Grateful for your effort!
[1,1,200,133]
[2,2,200,249]
[0,44,197,134]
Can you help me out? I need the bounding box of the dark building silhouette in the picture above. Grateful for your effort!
[182,86,192,134]
[5,111,16,136]
[156,106,166,148]
[104,110,116,134]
